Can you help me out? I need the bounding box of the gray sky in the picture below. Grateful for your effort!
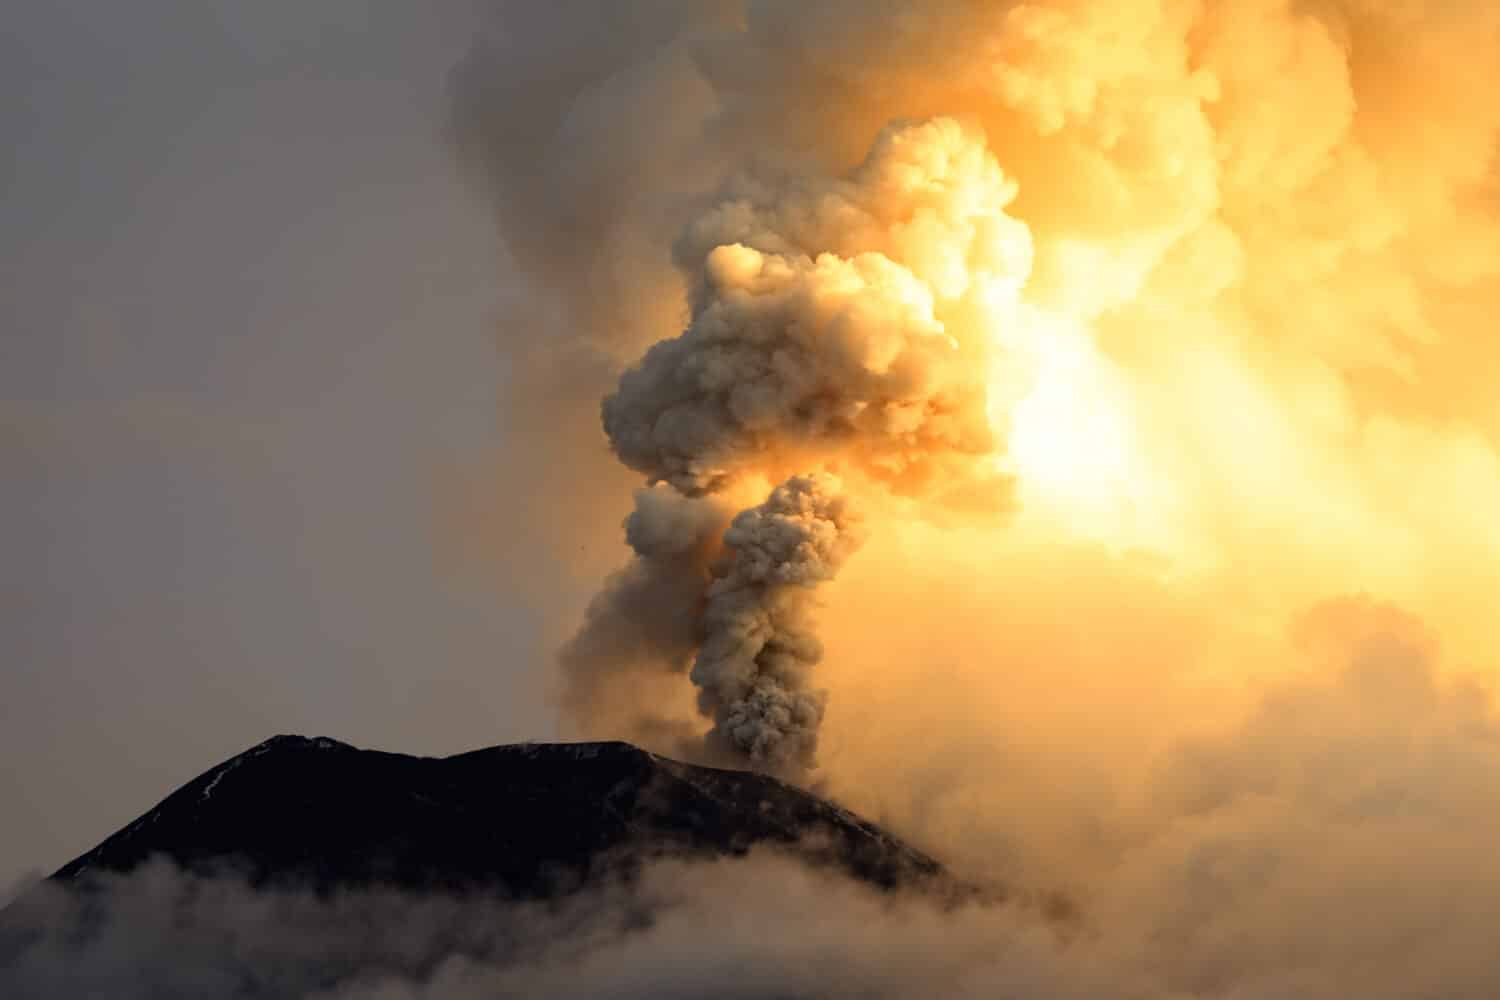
[2,1,547,889]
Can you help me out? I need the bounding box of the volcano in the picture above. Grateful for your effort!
[46,736,949,899]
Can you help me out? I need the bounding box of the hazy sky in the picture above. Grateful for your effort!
[1,1,548,889]
[10,3,1500,995]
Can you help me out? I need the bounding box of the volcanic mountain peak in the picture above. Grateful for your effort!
[51,735,949,898]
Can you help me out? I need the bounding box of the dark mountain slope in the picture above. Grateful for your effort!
[50,736,947,898]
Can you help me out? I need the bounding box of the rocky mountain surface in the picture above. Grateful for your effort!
[48,736,949,897]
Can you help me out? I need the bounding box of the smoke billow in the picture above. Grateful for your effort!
[603,115,1023,503]
[692,473,864,770]
[577,115,1029,771]
[449,0,1500,750]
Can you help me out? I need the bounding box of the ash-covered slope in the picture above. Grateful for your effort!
[51,736,946,897]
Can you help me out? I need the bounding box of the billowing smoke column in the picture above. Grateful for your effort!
[576,117,1031,773]
[604,117,1027,502]
[431,3,1500,993]
[692,474,864,769]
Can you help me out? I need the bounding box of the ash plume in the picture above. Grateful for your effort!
[437,0,1500,992]
[603,116,1024,504]
[573,117,1028,773]
[692,474,865,771]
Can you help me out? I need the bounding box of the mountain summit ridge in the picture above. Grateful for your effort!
[51,735,950,898]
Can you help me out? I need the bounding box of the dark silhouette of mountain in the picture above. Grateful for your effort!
[48,736,950,898]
